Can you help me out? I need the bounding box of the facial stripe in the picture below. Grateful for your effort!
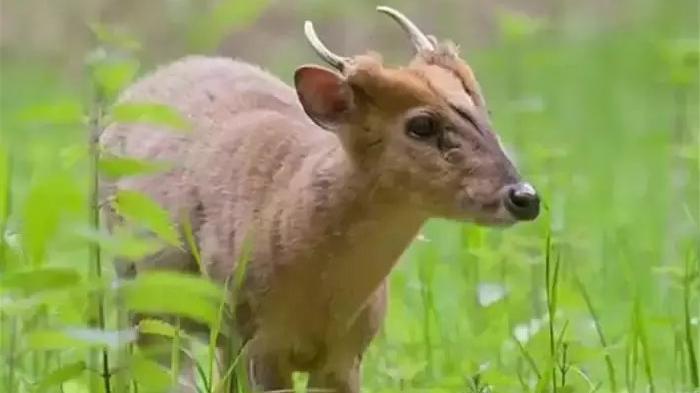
[448,103,482,135]
[448,100,516,169]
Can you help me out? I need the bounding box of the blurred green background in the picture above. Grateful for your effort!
[1,0,698,392]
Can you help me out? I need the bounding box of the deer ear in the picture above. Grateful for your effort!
[294,65,354,131]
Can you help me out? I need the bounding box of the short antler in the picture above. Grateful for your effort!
[303,21,349,72]
[376,6,435,53]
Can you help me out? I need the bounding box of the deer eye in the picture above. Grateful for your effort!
[406,114,439,139]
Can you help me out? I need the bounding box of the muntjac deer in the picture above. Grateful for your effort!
[101,6,540,392]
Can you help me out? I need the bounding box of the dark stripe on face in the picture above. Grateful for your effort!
[448,103,483,135]
[448,103,513,166]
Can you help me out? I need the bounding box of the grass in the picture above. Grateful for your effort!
[1,0,698,392]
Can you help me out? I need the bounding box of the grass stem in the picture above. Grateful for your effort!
[684,251,699,388]
[544,232,561,393]
[575,277,617,391]
[87,66,112,393]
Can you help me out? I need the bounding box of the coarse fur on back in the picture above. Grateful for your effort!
[100,6,540,392]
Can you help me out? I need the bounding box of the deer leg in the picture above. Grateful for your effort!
[217,333,292,393]
[247,351,293,392]
[307,283,386,393]
[308,361,360,393]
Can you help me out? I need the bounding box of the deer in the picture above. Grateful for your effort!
[100,5,540,393]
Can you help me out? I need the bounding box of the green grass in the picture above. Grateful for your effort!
[1,1,698,392]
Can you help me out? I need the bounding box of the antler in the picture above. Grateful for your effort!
[303,21,350,72]
[376,6,435,53]
[304,6,434,68]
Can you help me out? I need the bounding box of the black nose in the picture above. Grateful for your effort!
[504,183,540,220]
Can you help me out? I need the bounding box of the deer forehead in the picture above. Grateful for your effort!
[419,64,476,108]
[348,63,478,115]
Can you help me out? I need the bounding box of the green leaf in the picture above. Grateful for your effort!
[0,267,81,294]
[22,172,83,265]
[26,328,136,350]
[113,190,180,246]
[124,271,224,326]
[138,319,180,338]
[92,58,140,98]
[1,292,69,316]
[110,102,191,131]
[73,226,163,260]
[130,353,172,392]
[99,154,172,179]
[292,371,309,393]
[35,361,87,392]
[17,99,84,126]
[127,271,224,303]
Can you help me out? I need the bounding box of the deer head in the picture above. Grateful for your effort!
[294,6,539,226]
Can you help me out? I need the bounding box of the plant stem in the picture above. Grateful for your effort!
[634,298,655,393]
[544,232,558,393]
[418,251,435,377]
[559,342,569,387]
[0,145,14,393]
[576,277,617,391]
[625,307,639,392]
[684,251,699,388]
[512,333,541,380]
[88,74,112,393]
[4,318,17,393]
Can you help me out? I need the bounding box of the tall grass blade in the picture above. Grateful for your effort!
[544,231,560,392]
[87,49,112,393]
[512,333,542,380]
[575,277,617,391]
[634,298,656,393]
[684,250,699,388]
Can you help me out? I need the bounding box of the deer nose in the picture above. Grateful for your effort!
[504,182,540,221]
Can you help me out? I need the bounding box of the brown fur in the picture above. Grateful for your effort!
[101,33,531,392]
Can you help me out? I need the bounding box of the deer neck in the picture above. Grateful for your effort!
[294,142,427,326]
